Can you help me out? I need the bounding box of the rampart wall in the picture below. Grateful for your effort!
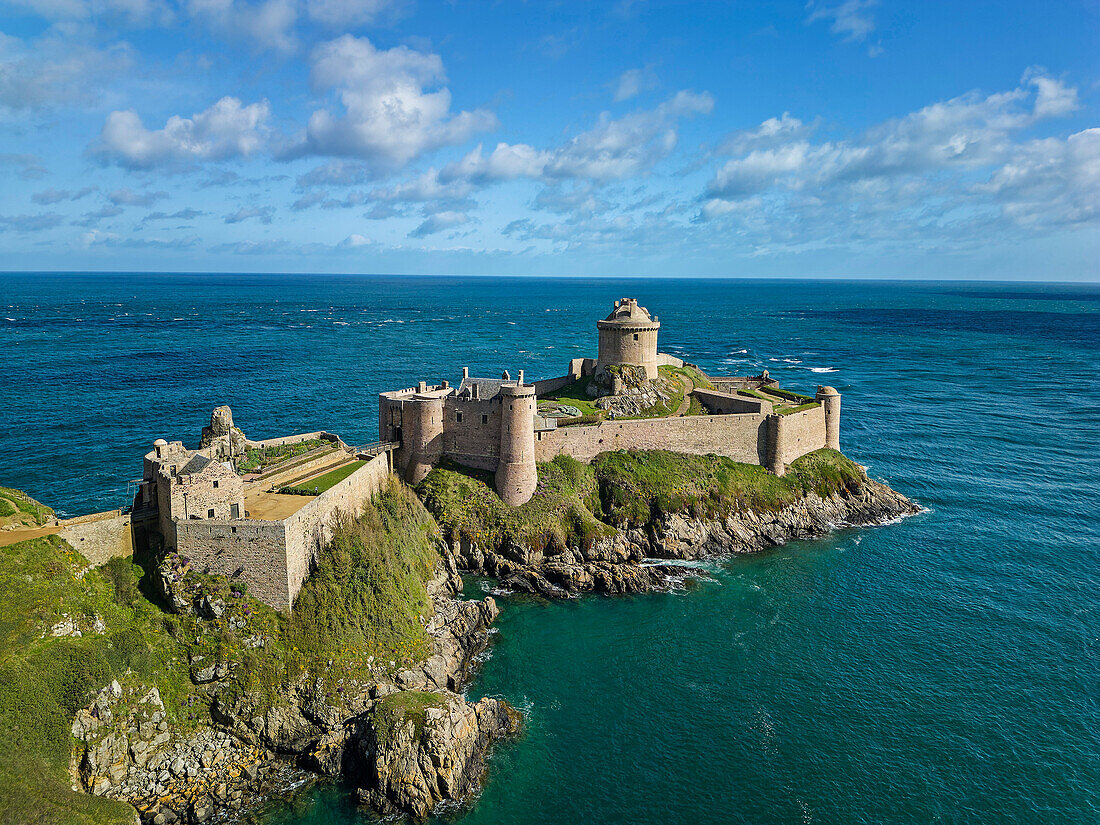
[57,511,137,566]
[535,414,769,465]
[693,388,771,415]
[771,405,827,470]
[280,450,390,605]
[532,374,576,396]
[174,518,291,607]
[250,431,340,449]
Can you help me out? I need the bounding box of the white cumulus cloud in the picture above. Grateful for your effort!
[92,96,271,169]
[286,35,496,170]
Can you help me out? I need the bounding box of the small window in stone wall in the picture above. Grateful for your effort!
[457,412,463,423]
[207,508,215,518]
[633,333,639,340]
[482,414,488,424]
[213,480,219,489]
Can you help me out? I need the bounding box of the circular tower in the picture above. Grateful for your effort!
[403,393,444,485]
[596,298,660,380]
[495,382,537,506]
[815,386,841,451]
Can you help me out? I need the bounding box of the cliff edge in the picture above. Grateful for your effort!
[418,449,919,598]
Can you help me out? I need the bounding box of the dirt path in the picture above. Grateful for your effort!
[0,524,60,547]
[671,374,695,416]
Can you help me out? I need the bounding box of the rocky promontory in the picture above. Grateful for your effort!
[421,448,919,598]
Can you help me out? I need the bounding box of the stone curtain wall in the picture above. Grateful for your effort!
[251,431,340,449]
[174,519,291,608]
[281,451,391,606]
[772,406,827,470]
[57,511,134,566]
[693,389,771,415]
[656,353,685,368]
[535,414,769,465]
[532,374,576,396]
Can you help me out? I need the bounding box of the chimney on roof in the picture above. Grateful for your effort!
[417,381,427,393]
[462,366,469,380]
[441,380,449,389]
[518,369,524,385]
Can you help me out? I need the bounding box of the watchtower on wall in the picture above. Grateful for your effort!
[596,298,660,380]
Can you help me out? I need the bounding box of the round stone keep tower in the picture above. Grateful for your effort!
[816,385,841,450]
[403,392,444,485]
[596,298,660,379]
[495,382,537,506]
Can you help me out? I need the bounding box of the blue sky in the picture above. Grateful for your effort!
[0,0,1097,279]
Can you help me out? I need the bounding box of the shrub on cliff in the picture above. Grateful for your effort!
[418,455,613,553]
[0,479,445,825]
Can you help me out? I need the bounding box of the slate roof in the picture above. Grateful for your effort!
[180,454,215,475]
[457,377,506,400]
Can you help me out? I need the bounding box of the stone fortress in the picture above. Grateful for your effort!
[18,298,840,612]
[380,298,841,506]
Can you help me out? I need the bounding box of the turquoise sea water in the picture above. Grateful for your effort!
[1,275,1098,823]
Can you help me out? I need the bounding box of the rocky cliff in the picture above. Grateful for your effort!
[68,554,517,824]
[430,450,919,598]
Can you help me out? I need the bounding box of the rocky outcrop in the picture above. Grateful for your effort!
[452,474,919,598]
[71,555,515,824]
[348,693,519,818]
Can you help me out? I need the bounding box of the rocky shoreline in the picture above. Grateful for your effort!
[68,466,917,824]
[452,471,919,598]
[69,556,518,824]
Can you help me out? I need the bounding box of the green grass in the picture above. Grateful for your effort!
[418,455,614,553]
[418,449,866,551]
[686,394,705,416]
[776,402,821,416]
[592,448,864,526]
[538,375,605,418]
[236,439,325,474]
[0,479,443,825]
[369,690,447,743]
[279,460,367,495]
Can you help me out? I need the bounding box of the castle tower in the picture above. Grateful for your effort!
[495,381,537,506]
[403,390,444,485]
[596,298,660,380]
[766,413,787,476]
[816,386,841,450]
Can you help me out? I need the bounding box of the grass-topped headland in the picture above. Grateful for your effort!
[418,448,866,554]
[0,485,54,528]
[0,479,443,825]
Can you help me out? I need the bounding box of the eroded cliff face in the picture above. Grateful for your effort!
[452,475,919,598]
[69,559,518,824]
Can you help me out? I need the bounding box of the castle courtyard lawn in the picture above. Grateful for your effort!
[284,460,368,495]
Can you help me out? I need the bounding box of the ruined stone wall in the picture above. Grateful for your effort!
[535,413,768,465]
[656,353,684,368]
[57,512,134,566]
[281,451,391,606]
[174,519,291,608]
[441,398,502,471]
[693,389,771,415]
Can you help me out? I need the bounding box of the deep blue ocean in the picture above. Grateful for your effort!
[1,274,1098,824]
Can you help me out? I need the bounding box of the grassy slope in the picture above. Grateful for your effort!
[0,485,54,528]
[0,479,440,825]
[419,449,866,552]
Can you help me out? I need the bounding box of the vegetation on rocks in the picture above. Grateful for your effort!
[0,484,54,528]
[235,439,324,474]
[0,479,444,825]
[418,456,614,554]
[419,449,868,553]
[370,690,448,742]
